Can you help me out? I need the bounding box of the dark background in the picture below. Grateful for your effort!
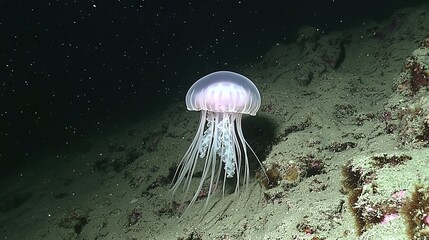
[0,0,424,173]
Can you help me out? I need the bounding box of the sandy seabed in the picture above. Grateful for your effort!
[1,3,429,240]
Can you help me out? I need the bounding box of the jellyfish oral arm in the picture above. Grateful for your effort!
[198,112,214,159]
[217,112,237,178]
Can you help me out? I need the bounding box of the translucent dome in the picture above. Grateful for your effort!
[185,71,261,115]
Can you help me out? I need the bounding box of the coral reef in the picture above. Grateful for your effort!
[397,38,429,95]
[406,57,429,93]
[342,151,428,237]
[402,184,429,239]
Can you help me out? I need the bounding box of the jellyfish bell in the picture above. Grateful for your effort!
[186,71,261,115]
[172,71,263,211]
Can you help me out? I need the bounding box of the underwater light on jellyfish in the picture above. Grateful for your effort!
[171,71,263,209]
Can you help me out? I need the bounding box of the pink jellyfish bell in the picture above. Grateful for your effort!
[172,71,262,209]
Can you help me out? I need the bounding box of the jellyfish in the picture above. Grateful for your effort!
[171,71,262,209]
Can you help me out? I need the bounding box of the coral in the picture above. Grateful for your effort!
[396,40,429,95]
[371,154,412,168]
[405,57,429,93]
[302,157,326,177]
[415,115,429,143]
[396,105,426,147]
[296,219,317,235]
[256,163,280,189]
[259,154,327,194]
[347,188,401,235]
[342,154,412,235]
[282,162,301,183]
[380,111,397,134]
[402,184,429,239]
[342,161,364,191]
[326,141,357,152]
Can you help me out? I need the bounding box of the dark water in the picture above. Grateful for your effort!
[0,0,424,174]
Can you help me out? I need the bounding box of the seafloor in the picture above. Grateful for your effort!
[1,3,429,240]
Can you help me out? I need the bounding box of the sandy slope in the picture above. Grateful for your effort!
[1,3,429,240]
